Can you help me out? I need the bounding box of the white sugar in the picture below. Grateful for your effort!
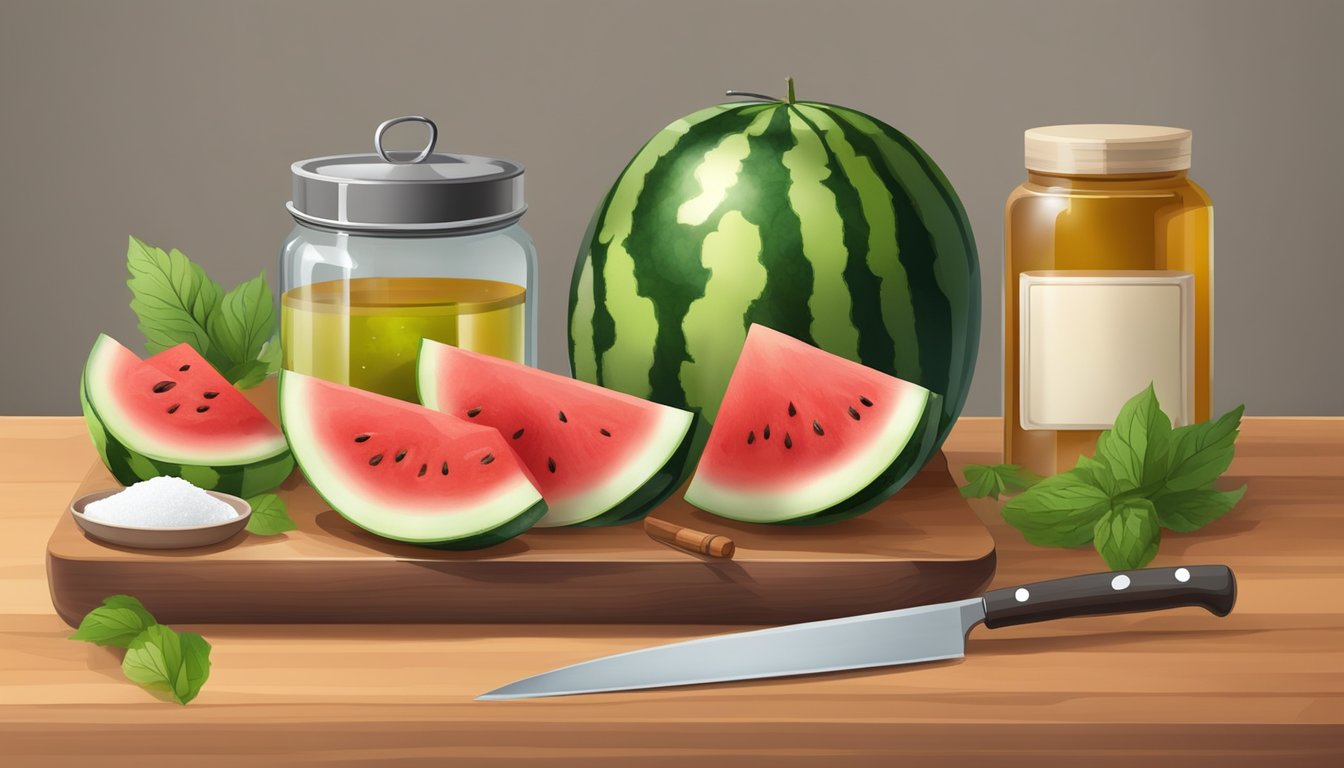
[83,476,239,528]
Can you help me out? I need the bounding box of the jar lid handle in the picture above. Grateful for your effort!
[374,116,438,164]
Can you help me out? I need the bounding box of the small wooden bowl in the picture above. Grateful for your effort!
[70,488,252,549]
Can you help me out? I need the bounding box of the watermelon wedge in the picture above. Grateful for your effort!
[279,371,546,548]
[684,324,942,525]
[417,339,695,527]
[80,334,294,497]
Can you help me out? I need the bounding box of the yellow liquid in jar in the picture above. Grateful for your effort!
[281,277,525,402]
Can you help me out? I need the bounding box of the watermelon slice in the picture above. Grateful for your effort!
[417,339,695,527]
[684,324,942,525]
[80,334,294,497]
[279,371,546,548]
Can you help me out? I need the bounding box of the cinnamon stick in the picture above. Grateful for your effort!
[644,517,735,559]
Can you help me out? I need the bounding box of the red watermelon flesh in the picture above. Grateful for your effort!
[84,335,286,465]
[684,324,941,524]
[417,339,694,527]
[280,371,546,547]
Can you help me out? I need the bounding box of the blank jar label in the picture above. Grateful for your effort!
[1019,270,1194,430]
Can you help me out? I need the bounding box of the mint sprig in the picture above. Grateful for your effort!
[69,594,212,705]
[126,236,277,388]
[1002,385,1246,571]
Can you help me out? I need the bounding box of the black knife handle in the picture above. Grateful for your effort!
[982,564,1235,629]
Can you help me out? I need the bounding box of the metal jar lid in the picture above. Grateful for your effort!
[287,116,526,234]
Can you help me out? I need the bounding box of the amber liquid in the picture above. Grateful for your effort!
[1004,171,1212,475]
[281,277,526,402]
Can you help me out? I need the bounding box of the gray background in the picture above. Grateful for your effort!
[1,0,1340,416]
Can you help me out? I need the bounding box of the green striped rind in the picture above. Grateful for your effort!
[569,100,979,458]
[79,373,295,497]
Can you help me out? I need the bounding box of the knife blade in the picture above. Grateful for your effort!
[478,564,1235,701]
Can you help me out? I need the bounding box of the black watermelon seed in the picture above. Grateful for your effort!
[369,453,384,466]
[747,430,755,445]
[788,402,797,417]
[203,391,219,400]
[513,428,525,440]
[178,364,190,372]
[849,406,861,420]
[558,410,568,423]
[600,428,611,437]
[784,433,793,449]
[480,453,495,465]
[354,434,371,443]
[547,456,556,473]
[813,420,824,436]
[859,396,874,408]
[394,450,407,463]
[418,463,427,477]
[166,404,180,414]
[763,424,771,440]
[195,405,209,413]
[441,462,450,476]
[466,407,482,418]
[152,381,176,394]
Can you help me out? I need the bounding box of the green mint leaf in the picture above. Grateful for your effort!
[959,473,1000,499]
[960,464,1042,499]
[101,594,155,616]
[258,332,282,375]
[121,624,212,705]
[1162,405,1244,493]
[69,595,158,648]
[1002,470,1112,548]
[1073,454,1119,497]
[960,464,1005,499]
[1093,498,1162,570]
[206,270,276,380]
[1154,485,1246,532]
[1094,384,1172,493]
[245,494,296,535]
[225,360,270,390]
[126,237,228,371]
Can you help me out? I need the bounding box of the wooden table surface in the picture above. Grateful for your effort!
[1,417,1341,766]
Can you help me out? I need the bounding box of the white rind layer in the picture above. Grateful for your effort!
[84,334,289,466]
[683,387,930,523]
[280,372,543,544]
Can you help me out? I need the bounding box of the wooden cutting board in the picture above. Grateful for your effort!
[47,450,995,626]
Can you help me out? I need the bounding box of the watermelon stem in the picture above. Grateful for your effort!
[724,78,797,104]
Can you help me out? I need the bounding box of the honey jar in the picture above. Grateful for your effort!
[1004,125,1213,475]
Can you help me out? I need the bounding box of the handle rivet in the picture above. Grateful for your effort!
[1174,567,1191,583]
[1111,574,1131,590]
[1014,588,1030,602]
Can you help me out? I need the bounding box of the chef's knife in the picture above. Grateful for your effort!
[478,564,1235,700]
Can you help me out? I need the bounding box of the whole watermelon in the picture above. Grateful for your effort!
[568,83,979,455]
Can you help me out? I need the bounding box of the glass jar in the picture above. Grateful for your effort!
[1004,125,1212,476]
[281,116,537,402]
